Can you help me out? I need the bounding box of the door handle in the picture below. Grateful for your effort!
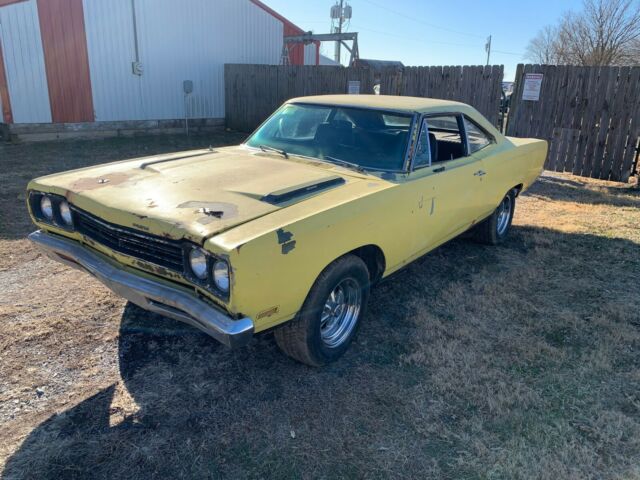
[474,170,486,177]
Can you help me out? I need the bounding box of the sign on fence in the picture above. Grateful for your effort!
[507,64,640,182]
[522,73,543,101]
[347,80,361,94]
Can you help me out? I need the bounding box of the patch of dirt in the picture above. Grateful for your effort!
[1,134,639,479]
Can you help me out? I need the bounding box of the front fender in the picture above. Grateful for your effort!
[205,183,412,332]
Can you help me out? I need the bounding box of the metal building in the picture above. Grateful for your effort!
[0,0,319,139]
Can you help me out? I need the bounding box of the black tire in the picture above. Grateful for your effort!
[473,189,516,245]
[274,254,370,366]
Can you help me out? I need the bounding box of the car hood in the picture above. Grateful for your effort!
[30,146,365,243]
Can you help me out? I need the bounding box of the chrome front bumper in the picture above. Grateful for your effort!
[28,230,254,348]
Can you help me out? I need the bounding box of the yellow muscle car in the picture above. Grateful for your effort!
[27,95,547,366]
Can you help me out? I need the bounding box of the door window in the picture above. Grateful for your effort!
[425,115,465,162]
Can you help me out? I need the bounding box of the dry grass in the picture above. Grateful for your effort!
[1,134,639,479]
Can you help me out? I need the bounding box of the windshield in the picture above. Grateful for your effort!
[245,103,413,171]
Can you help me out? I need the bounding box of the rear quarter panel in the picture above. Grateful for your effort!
[484,137,548,207]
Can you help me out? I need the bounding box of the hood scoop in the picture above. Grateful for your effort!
[139,149,216,170]
[261,176,345,205]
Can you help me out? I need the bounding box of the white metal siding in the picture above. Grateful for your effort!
[82,0,144,122]
[83,0,283,121]
[0,0,51,123]
[304,44,316,65]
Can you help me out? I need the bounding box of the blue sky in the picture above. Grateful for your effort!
[262,0,583,80]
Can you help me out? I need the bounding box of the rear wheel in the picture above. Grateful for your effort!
[274,255,370,366]
[474,189,516,245]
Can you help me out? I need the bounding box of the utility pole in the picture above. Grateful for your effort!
[485,35,492,66]
[334,0,344,64]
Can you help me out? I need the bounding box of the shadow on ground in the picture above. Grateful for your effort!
[4,224,640,479]
[528,174,640,208]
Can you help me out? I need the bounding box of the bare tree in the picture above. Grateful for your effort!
[629,38,640,63]
[525,26,563,64]
[525,0,640,66]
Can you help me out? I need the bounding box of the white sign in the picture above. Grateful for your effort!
[522,73,543,101]
[347,80,360,95]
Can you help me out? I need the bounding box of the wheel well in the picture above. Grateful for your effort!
[513,183,524,196]
[349,245,386,284]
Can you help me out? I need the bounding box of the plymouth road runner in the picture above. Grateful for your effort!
[28,95,547,366]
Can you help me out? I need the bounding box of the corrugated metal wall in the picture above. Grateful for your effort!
[38,0,94,122]
[304,44,317,66]
[83,0,283,122]
[0,0,51,123]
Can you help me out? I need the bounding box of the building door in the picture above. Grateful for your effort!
[37,0,94,123]
[0,0,51,123]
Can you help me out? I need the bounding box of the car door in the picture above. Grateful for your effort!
[462,116,502,219]
[409,114,486,251]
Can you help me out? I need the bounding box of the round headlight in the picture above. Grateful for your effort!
[40,196,53,220]
[59,200,73,226]
[189,248,208,280]
[213,260,230,292]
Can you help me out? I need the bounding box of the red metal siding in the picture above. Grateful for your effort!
[0,36,12,123]
[250,0,319,65]
[37,0,93,123]
[0,0,27,6]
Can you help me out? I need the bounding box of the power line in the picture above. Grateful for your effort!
[359,0,486,39]
[492,49,525,56]
[352,24,525,57]
[352,24,479,48]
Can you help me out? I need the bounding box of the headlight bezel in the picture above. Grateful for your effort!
[183,244,231,299]
[29,191,75,231]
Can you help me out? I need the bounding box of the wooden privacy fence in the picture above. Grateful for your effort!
[225,64,504,132]
[506,64,640,182]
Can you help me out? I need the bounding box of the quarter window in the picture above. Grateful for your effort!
[413,120,431,168]
[464,118,492,153]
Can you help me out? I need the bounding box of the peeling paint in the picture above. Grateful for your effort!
[133,260,182,280]
[70,172,131,191]
[276,228,293,244]
[281,240,296,254]
[132,222,150,231]
[177,201,239,221]
[257,306,279,319]
[197,207,224,218]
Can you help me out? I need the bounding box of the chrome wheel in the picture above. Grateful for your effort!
[320,278,362,348]
[496,194,512,236]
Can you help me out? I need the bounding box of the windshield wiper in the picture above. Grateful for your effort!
[323,156,367,174]
[259,144,288,159]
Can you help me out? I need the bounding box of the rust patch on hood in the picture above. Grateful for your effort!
[70,172,131,191]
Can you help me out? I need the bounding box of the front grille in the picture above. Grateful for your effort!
[72,207,185,272]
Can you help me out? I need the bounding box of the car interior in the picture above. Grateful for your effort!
[312,114,410,170]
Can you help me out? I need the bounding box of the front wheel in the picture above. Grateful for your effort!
[274,255,370,366]
[473,189,516,245]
